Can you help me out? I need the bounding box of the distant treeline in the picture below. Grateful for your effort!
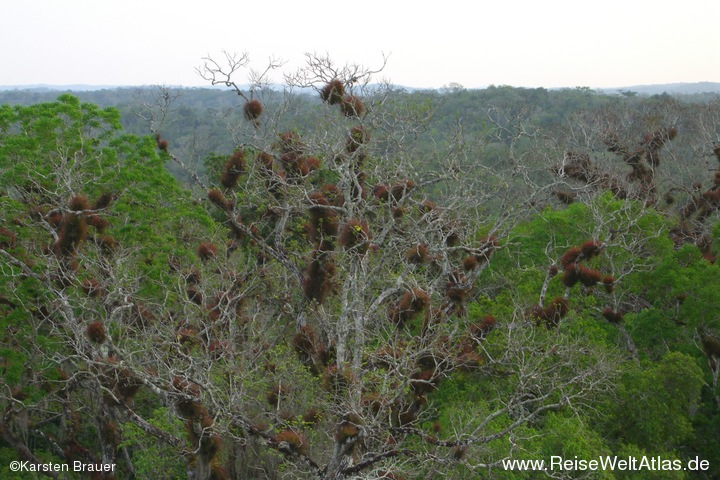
[1,85,718,185]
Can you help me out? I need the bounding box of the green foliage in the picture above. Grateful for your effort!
[119,408,187,479]
[624,242,720,359]
[470,184,720,475]
[0,96,222,477]
[481,194,674,322]
[526,413,615,480]
[604,352,704,451]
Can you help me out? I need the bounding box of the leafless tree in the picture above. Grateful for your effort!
[0,57,621,480]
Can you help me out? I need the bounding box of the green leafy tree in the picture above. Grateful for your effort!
[0,94,214,477]
[604,352,704,453]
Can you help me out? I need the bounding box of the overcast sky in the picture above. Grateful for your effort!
[1,0,718,89]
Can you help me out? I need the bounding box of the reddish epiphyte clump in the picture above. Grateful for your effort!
[243,99,263,122]
[320,79,345,105]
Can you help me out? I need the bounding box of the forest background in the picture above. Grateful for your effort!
[1,60,720,479]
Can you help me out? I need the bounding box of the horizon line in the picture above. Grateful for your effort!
[1,81,720,93]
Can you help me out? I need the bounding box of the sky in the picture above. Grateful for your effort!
[1,0,719,90]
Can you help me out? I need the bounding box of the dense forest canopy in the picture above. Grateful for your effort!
[1,83,717,185]
[2,61,720,479]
